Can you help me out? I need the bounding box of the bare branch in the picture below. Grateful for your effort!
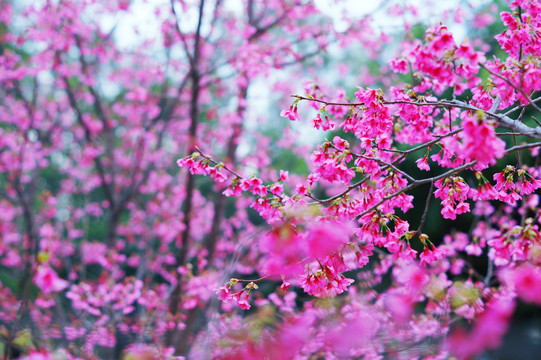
[414,180,434,237]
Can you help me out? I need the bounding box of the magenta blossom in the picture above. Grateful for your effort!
[34,266,69,295]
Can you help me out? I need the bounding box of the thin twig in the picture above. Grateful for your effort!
[414,180,434,237]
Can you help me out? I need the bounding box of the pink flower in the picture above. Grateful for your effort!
[258,224,306,278]
[34,266,69,295]
[223,183,242,197]
[208,166,227,182]
[473,182,499,200]
[465,243,483,256]
[270,183,284,196]
[312,113,323,129]
[500,190,521,205]
[389,58,409,74]
[333,136,348,150]
[237,297,251,310]
[355,244,374,268]
[216,286,231,301]
[280,106,299,121]
[383,291,414,324]
[280,278,291,292]
[461,115,505,165]
[295,183,308,196]
[376,134,391,149]
[400,244,418,261]
[320,116,337,131]
[251,184,268,197]
[455,201,470,215]
[519,177,541,195]
[359,137,372,149]
[416,156,430,171]
[176,157,194,168]
[305,221,350,260]
[501,264,541,305]
[300,267,354,298]
[420,245,446,266]
[248,177,263,187]
[240,178,251,191]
